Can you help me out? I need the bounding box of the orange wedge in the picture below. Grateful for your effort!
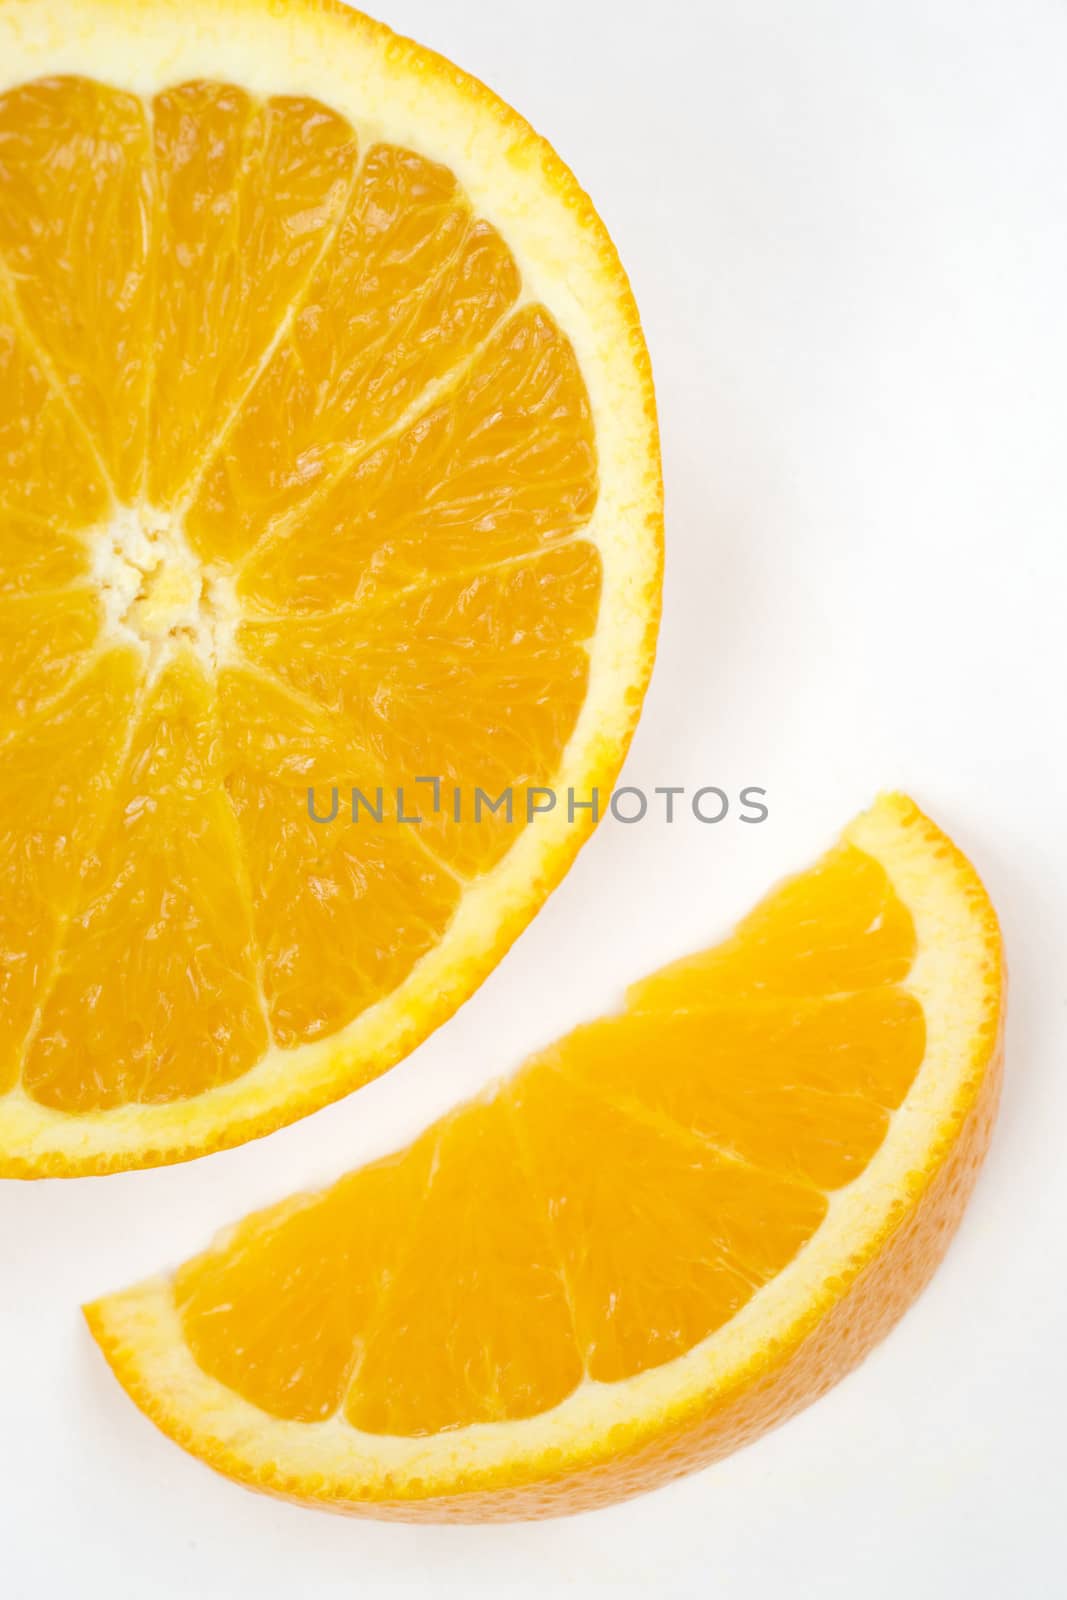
[0,0,661,1175]
[87,795,1004,1520]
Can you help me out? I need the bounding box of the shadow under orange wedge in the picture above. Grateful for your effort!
[87,795,1004,1520]
[0,0,662,1175]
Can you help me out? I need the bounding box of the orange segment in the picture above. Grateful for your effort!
[238,305,598,613]
[0,0,661,1175]
[546,992,926,1192]
[86,796,1004,1518]
[241,539,602,875]
[186,143,521,565]
[0,649,142,1092]
[632,842,917,1005]
[0,516,91,598]
[0,76,154,501]
[217,668,460,1047]
[148,84,358,508]
[345,1102,581,1435]
[0,585,102,733]
[177,1134,436,1424]
[23,654,267,1111]
[0,311,109,528]
[507,1065,827,1384]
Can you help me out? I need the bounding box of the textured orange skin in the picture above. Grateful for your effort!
[0,0,663,1176]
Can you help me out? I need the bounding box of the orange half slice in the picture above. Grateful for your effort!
[87,795,1004,1520]
[0,0,662,1174]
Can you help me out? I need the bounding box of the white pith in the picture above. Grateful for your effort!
[87,507,240,671]
[0,0,663,1169]
[88,794,1002,1501]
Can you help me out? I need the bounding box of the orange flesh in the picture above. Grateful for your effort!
[0,76,600,1109]
[175,840,926,1435]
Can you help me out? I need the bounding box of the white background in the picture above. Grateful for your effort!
[4,1,1066,1594]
